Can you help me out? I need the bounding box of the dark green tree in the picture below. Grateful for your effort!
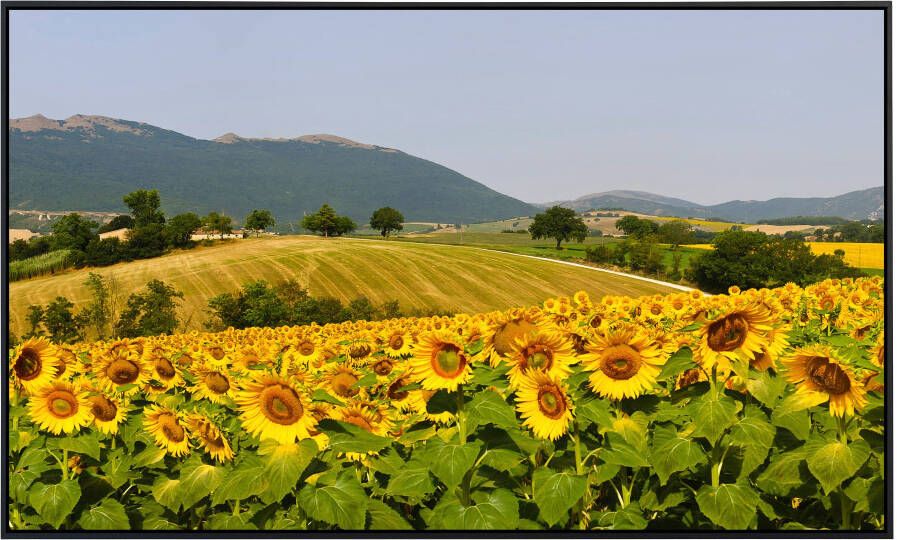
[333,216,357,237]
[244,209,276,237]
[528,206,589,249]
[657,220,694,248]
[370,207,405,238]
[202,212,234,239]
[78,273,113,339]
[43,296,84,343]
[50,213,98,252]
[123,189,165,227]
[97,215,135,234]
[114,280,184,337]
[164,212,203,247]
[301,204,340,237]
[25,305,45,337]
[615,215,659,239]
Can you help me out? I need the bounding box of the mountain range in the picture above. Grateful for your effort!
[546,188,884,222]
[9,114,884,225]
[9,114,537,224]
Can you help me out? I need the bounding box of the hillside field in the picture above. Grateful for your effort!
[8,236,679,336]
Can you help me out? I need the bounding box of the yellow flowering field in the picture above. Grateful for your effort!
[8,277,885,531]
[686,242,885,270]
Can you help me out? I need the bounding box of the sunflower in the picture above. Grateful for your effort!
[369,356,399,381]
[149,355,182,391]
[9,338,61,395]
[321,364,362,399]
[410,331,472,391]
[184,414,234,463]
[484,310,543,367]
[582,326,667,400]
[694,302,773,376]
[190,365,236,404]
[27,380,93,435]
[93,351,149,393]
[144,405,191,457]
[382,330,414,359]
[515,372,573,441]
[782,346,867,417]
[383,372,425,412]
[87,393,128,435]
[505,331,576,389]
[235,374,316,444]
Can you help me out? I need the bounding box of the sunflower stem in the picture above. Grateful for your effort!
[456,388,466,444]
[61,449,69,481]
[840,490,852,529]
[232,499,240,517]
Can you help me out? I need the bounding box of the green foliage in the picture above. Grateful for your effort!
[687,230,863,294]
[42,296,84,344]
[301,204,357,237]
[114,279,184,337]
[370,206,405,237]
[123,189,165,227]
[164,213,203,248]
[9,250,78,282]
[244,209,276,236]
[528,206,589,249]
[614,215,658,239]
[97,214,135,233]
[49,213,98,252]
[201,212,234,238]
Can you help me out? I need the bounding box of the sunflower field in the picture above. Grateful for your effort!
[7,277,886,531]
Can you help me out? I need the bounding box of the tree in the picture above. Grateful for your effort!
[114,280,184,337]
[301,204,340,237]
[528,206,589,249]
[615,215,659,239]
[97,215,135,234]
[333,216,357,237]
[79,273,113,339]
[370,207,405,238]
[124,223,166,259]
[43,296,84,344]
[123,189,165,227]
[84,237,126,266]
[25,305,45,338]
[657,220,694,248]
[164,213,202,248]
[244,209,276,237]
[50,213,98,252]
[202,212,234,239]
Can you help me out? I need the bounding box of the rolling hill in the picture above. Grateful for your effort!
[9,114,537,225]
[549,187,884,222]
[8,236,678,336]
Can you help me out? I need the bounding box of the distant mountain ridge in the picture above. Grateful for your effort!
[10,114,537,224]
[546,187,884,222]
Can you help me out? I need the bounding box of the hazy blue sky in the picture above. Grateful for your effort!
[10,9,885,204]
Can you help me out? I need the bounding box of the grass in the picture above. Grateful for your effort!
[8,236,679,336]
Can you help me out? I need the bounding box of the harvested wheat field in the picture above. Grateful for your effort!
[8,235,678,335]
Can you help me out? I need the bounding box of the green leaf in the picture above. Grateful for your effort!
[397,422,437,445]
[533,470,588,526]
[133,444,167,468]
[612,503,648,530]
[479,448,524,472]
[467,391,517,430]
[601,432,649,468]
[771,407,810,440]
[178,457,225,509]
[29,480,81,528]
[367,499,413,530]
[318,419,391,454]
[576,398,615,431]
[744,371,787,410]
[689,392,740,444]
[695,483,759,530]
[259,438,318,504]
[385,457,435,501]
[658,347,696,380]
[369,448,406,476]
[100,448,135,489]
[351,372,378,389]
[298,469,367,529]
[725,408,775,479]
[211,455,268,505]
[650,425,706,485]
[311,389,345,406]
[77,499,130,530]
[207,512,257,530]
[53,432,101,460]
[422,440,482,488]
[755,448,807,496]
[151,477,182,512]
[805,439,871,494]
[10,469,39,504]
[844,477,885,513]
[440,488,519,529]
